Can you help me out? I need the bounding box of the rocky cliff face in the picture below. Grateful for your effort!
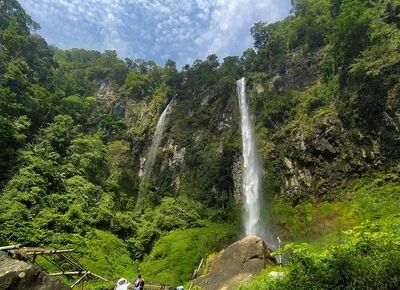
[101,46,398,207]
[269,49,321,92]
[96,79,117,105]
[278,114,400,202]
[278,115,384,201]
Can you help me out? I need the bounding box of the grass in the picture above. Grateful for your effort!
[270,172,400,251]
[238,265,289,290]
[139,222,237,287]
[31,229,138,289]
[63,230,138,290]
[29,223,237,289]
[240,216,400,290]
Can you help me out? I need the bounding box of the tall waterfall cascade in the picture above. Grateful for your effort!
[143,100,174,180]
[237,77,265,238]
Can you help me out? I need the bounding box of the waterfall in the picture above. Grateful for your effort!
[237,77,265,238]
[143,100,174,181]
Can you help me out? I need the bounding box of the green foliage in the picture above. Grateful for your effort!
[0,0,39,32]
[53,48,128,93]
[326,0,400,127]
[127,221,160,261]
[140,223,236,287]
[285,79,338,136]
[0,116,113,245]
[241,218,400,290]
[43,115,79,155]
[250,0,333,70]
[126,196,206,261]
[270,173,400,246]
[0,0,57,186]
[107,140,130,181]
[288,0,333,50]
[256,90,298,129]
[73,229,139,290]
[110,211,138,239]
[119,70,154,98]
[67,133,107,181]
[154,196,203,231]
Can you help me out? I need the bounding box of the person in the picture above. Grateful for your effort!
[115,278,130,290]
[134,274,145,290]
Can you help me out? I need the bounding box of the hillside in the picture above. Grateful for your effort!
[1,0,400,289]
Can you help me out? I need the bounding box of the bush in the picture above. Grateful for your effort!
[110,211,138,238]
[127,222,160,261]
[154,196,203,231]
[241,218,400,290]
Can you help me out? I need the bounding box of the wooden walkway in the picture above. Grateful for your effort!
[128,285,168,289]
[0,244,107,288]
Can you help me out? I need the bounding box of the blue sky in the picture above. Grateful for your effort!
[20,0,292,66]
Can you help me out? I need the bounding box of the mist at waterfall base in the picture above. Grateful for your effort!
[138,100,174,204]
[237,78,275,248]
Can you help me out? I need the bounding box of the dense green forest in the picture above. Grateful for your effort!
[1,0,400,289]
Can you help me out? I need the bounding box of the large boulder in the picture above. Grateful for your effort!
[0,251,69,290]
[193,236,276,290]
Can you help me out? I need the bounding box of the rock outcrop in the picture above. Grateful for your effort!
[193,236,276,290]
[232,155,243,201]
[262,49,321,93]
[278,115,386,201]
[0,251,69,290]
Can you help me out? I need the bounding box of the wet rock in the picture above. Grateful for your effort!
[232,156,243,201]
[217,113,232,131]
[0,251,69,290]
[148,138,186,191]
[193,236,276,290]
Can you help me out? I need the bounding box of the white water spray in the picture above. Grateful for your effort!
[237,77,265,238]
[143,100,174,180]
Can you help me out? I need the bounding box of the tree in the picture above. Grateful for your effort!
[0,0,39,32]
[251,22,271,50]
[119,70,154,98]
[42,115,79,156]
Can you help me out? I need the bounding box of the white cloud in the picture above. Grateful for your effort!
[19,0,291,65]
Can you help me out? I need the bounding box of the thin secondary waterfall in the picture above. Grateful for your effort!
[237,77,264,238]
[143,100,174,181]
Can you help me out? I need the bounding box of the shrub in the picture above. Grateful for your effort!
[154,196,203,231]
[241,218,400,290]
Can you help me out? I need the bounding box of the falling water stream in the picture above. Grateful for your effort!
[137,100,174,206]
[143,100,174,181]
[237,77,265,238]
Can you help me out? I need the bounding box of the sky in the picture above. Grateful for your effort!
[20,0,292,66]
